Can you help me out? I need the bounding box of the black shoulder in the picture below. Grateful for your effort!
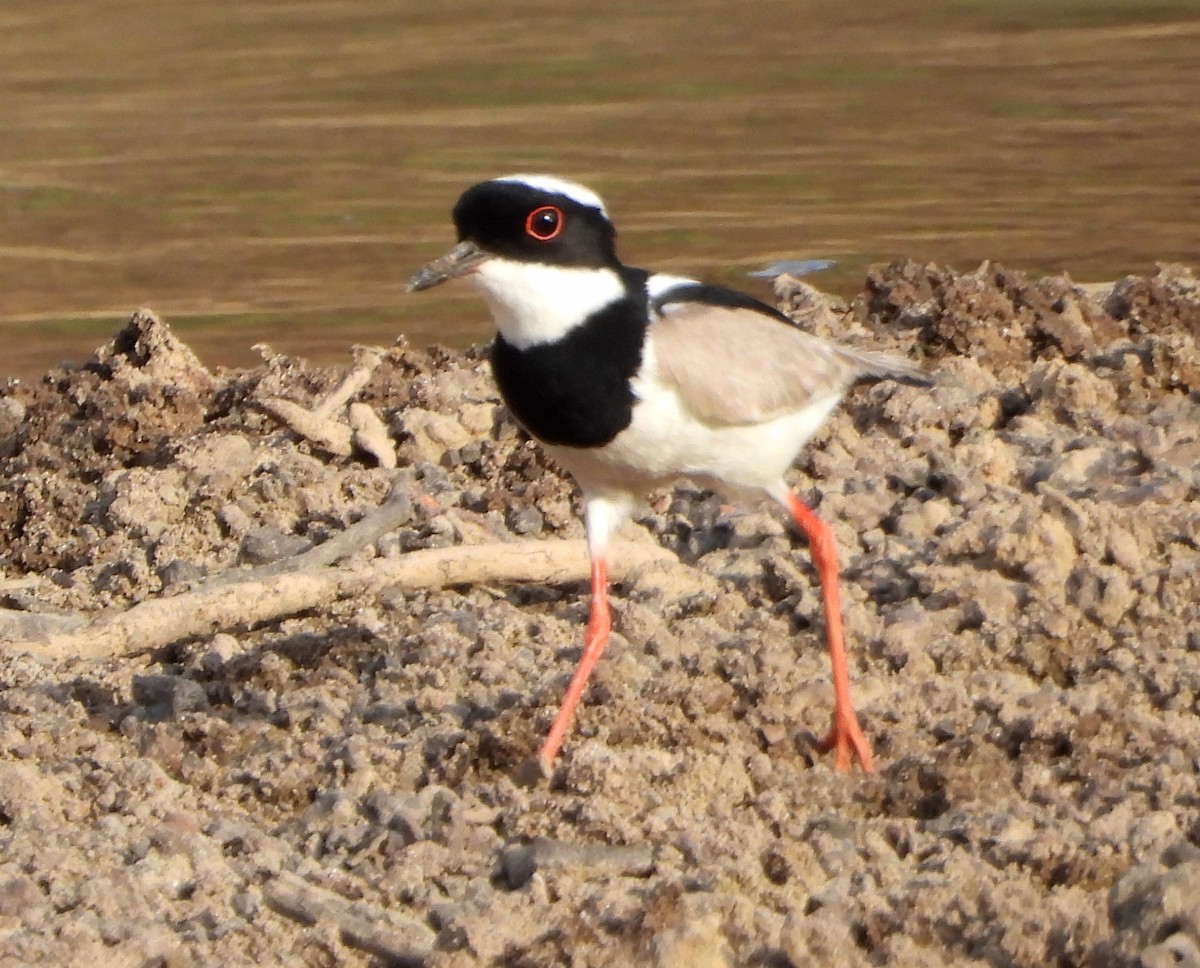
[650,281,793,325]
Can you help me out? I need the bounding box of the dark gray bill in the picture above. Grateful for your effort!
[407,240,489,292]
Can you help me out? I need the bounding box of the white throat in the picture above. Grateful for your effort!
[471,258,625,350]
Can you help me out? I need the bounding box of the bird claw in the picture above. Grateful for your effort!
[815,709,875,773]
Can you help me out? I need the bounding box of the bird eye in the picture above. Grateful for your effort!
[525,205,564,241]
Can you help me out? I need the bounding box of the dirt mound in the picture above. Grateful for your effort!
[1,262,1197,966]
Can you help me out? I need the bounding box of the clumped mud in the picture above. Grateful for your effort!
[1,261,1197,967]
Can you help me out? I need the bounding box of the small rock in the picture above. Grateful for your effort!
[781,907,861,964]
[1051,445,1108,489]
[1037,298,1096,358]
[91,308,214,390]
[506,505,544,536]
[231,890,259,920]
[217,502,255,537]
[401,409,471,464]
[458,402,497,435]
[362,790,426,844]
[0,875,45,919]
[238,526,310,565]
[133,674,210,719]
[1141,935,1200,968]
[1108,848,1200,962]
[1107,525,1144,574]
[158,558,206,588]
[0,396,27,451]
[499,844,538,889]
[180,433,258,488]
[200,633,242,673]
[653,909,733,968]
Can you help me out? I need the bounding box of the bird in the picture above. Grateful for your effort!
[408,174,928,774]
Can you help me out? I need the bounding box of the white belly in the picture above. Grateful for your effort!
[545,378,840,499]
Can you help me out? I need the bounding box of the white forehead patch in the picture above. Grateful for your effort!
[494,174,608,214]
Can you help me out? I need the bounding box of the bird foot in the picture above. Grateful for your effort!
[815,708,875,773]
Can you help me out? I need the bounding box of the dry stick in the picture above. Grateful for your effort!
[348,402,397,469]
[0,453,414,643]
[257,397,353,456]
[263,871,433,965]
[0,611,86,640]
[8,539,675,662]
[202,479,415,589]
[500,837,656,888]
[271,480,412,571]
[311,344,386,421]
[259,345,392,461]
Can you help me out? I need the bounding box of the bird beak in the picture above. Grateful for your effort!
[407,240,489,292]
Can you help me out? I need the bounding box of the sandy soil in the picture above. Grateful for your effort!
[1,261,1198,967]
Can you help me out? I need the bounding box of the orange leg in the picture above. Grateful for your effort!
[538,555,611,770]
[785,492,875,773]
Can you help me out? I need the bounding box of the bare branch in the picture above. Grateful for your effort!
[312,344,386,420]
[203,478,414,588]
[257,397,353,456]
[348,402,397,468]
[263,871,433,965]
[7,540,675,662]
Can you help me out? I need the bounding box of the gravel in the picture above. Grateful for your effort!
[0,261,1197,966]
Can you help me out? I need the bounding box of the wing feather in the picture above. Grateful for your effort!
[649,302,922,426]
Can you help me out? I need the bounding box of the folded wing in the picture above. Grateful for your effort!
[650,302,926,427]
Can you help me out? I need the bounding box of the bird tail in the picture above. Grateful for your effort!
[842,346,933,388]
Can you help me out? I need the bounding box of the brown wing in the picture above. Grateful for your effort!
[649,302,921,427]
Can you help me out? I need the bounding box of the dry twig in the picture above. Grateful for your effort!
[312,344,386,420]
[204,479,414,588]
[258,397,353,456]
[348,402,397,468]
[258,345,396,464]
[7,539,674,661]
[263,871,433,965]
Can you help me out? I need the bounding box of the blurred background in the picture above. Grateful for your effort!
[1,0,1197,380]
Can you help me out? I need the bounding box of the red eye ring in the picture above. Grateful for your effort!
[525,205,564,241]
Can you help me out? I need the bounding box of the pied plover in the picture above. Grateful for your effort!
[409,174,929,774]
